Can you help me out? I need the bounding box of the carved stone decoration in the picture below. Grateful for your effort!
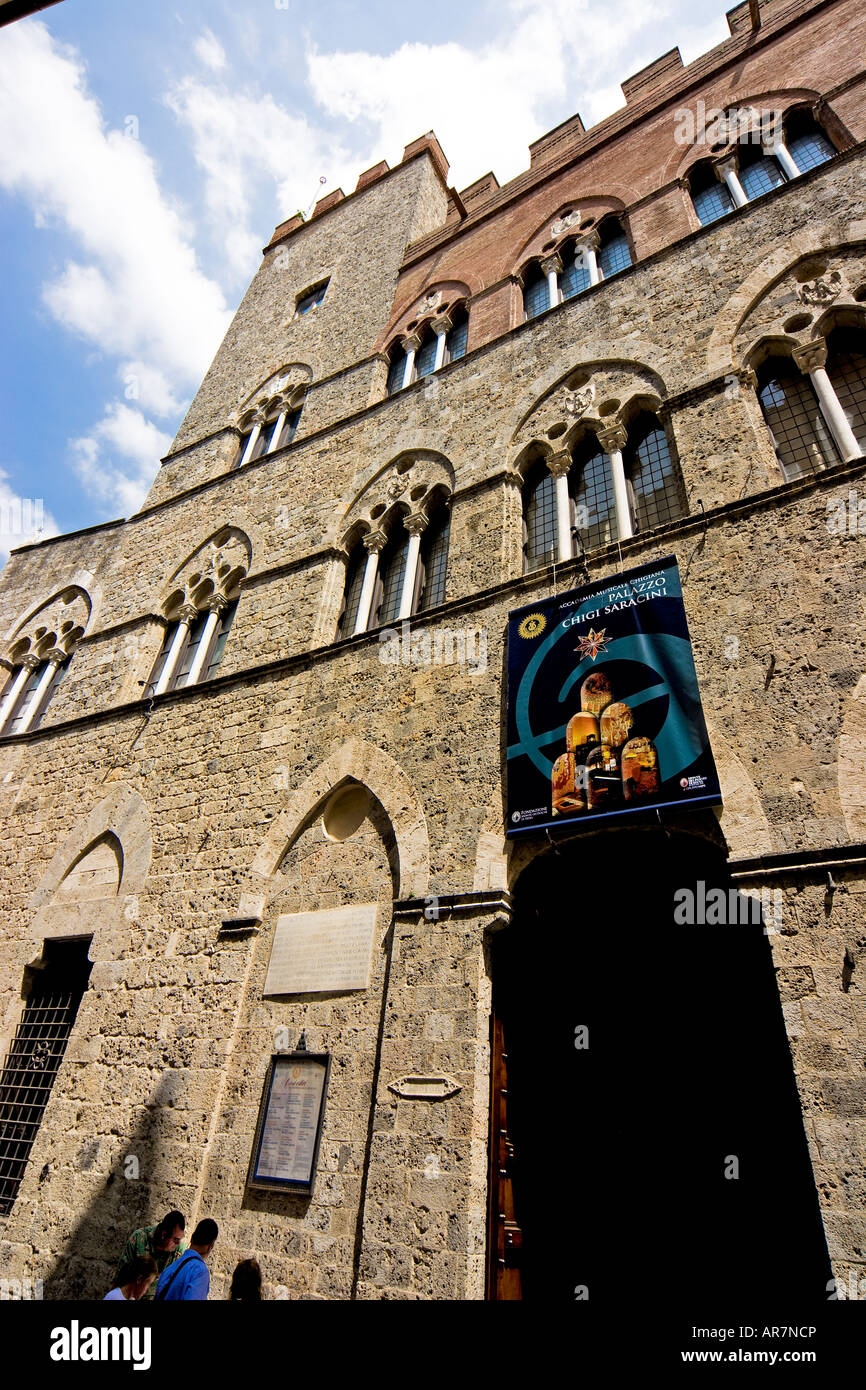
[422,290,442,313]
[386,477,408,500]
[564,384,595,419]
[387,1075,462,1101]
[797,270,844,305]
[551,210,582,237]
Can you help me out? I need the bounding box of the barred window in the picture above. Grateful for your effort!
[560,242,590,301]
[624,415,687,532]
[598,224,632,278]
[446,308,469,363]
[387,347,407,395]
[372,528,410,629]
[0,939,92,1217]
[415,328,438,381]
[1,659,68,738]
[147,600,240,695]
[690,162,734,226]
[738,144,786,200]
[523,263,550,321]
[757,356,838,478]
[203,600,239,681]
[417,503,451,611]
[785,111,836,174]
[522,460,557,572]
[338,545,367,639]
[569,437,617,551]
[826,327,866,454]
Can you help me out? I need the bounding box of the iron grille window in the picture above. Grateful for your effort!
[387,349,407,395]
[826,329,866,454]
[569,438,618,551]
[203,600,238,681]
[523,265,549,320]
[691,166,734,226]
[373,529,410,628]
[415,330,438,381]
[625,417,687,532]
[522,462,557,572]
[0,940,92,1216]
[417,505,450,611]
[446,311,469,363]
[338,546,367,638]
[598,229,632,279]
[758,357,839,478]
[560,243,590,300]
[738,147,786,200]
[788,131,835,173]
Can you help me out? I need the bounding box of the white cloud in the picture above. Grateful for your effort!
[70,404,173,516]
[0,470,59,565]
[0,21,230,509]
[194,28,228,72]
[166,77,355,278]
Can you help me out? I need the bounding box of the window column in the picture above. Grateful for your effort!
[0,657,37,732]
[239,419,263,467]
[793,341,861,462]
[597,423,634,540]
[154,604,197,695]
[354,530,387,635]
[432,315,452,372]
[17,651,64,734]
[547,452,574,562]
[541,254,562,311]
[713,155,749,209]
[762,136,800,182]
[186,596,226,686]
[575,231,601,287]
[397,513,428,620]
[265,409,287,455]
[401,333,422,390]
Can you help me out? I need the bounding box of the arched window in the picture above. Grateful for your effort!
[523,262,550,321]
[623,414,687,532]
[757,356,839,479]
[784,109,836,174]
[147,598,239,695]
[690,161,735,226]
[295,280,328,316]
[737,140,787,200]
[826,326,866,455]
[0,656,69,737]
[569,436,618,552]
[560,242,591,301]
[416,501,451,611]
[232,400,303,468]
[337,543,368,640]
[522,459,557,572]
[386,305,471,393]
[372,527,411,630]
[597,220,632,279]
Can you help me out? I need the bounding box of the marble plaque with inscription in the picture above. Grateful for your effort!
[263,903,378,996]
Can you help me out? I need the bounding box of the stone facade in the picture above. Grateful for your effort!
[0,0,864,1301]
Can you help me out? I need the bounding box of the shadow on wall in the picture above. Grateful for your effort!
[42,1074,186,1300]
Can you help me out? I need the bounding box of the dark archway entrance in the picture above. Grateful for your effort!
[487,825,831,1303]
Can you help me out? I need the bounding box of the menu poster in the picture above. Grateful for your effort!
[506,555,721,837]
[247,1053,331,1194]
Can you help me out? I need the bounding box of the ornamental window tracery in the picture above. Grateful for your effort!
[522,217,632,321]
[147,533,248,695]
[689,108,837,227]
[385,300,469,395]
[0,588,89,737]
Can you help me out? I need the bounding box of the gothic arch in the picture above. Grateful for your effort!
[375,280,475,354]
[705,222,866,374]
[29,786,151,912]
[234,738,430,921]
[2,569,101,644]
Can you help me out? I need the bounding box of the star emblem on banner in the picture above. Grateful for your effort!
[575,627,608,661]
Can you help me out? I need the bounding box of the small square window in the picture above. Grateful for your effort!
[295,281,329,317]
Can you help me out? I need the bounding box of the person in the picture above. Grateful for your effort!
[104,1254,158,1301]
[229,1258,263,1300]
[153,1218,218,1301]
[114,1210,187,1301]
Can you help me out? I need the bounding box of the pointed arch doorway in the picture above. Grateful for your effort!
[486,824,831,1302]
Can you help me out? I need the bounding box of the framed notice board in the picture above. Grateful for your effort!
[247,1052,331,1195]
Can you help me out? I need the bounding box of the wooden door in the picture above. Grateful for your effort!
[486,1013,523,1299]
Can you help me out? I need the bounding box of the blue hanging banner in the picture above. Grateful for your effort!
[506,555,722,836]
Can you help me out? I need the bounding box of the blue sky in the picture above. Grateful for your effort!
[0,0,733,560]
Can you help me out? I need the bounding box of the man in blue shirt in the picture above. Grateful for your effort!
[153,1219,218,1301]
